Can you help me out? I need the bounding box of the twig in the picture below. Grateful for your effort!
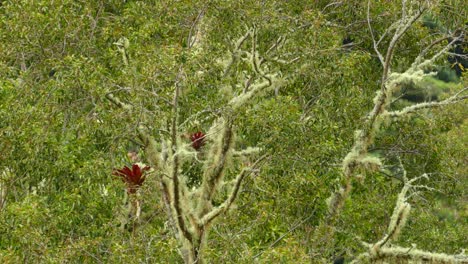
[171,66,193,243]
[201,154,268,225]
[385,87,468,118]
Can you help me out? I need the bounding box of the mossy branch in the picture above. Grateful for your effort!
[413,34,461,67]
[0,167,13,212]
[200,154,267,226]
[223,29,252,78]
[107,27,288,263]
[385,87,468,118]
[321,2,464,249]
[358,245,468,263]
[170,75,193,244]
[352,168,468,263]
[198,118,234,213]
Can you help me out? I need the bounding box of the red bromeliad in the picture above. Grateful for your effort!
[113,164,150,194]
[190,131,206,151]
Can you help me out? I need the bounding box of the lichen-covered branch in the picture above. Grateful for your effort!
[357,245,468,263]
[385,87,468,118]
[200,154,267,226]
[0,167,13,213]
[381,3,426,82]
[105,93,132,111]
[222,29,252,78]
[229,78,282,110]
[372,169,424,251]
[412,34,464,70]
[107,27,288,263]
[414,35,456,66]
[114,37,130,66]
[197,118,234,215]
[171,76,193,244]
[320,0,465,250]
[351,170,468,263]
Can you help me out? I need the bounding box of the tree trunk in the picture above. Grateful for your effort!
[181,240,203,264]
[181,227,206,264]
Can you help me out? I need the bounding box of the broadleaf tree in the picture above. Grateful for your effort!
[0,0,467,263]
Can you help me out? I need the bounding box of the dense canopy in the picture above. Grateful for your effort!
[0,0,466,263]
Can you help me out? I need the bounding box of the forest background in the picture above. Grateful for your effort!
[0,0,467,263]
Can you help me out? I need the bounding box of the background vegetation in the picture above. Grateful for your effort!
[0,0,466,263]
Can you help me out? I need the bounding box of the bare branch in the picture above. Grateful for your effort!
[413,35,463,70]
[353,168,468,263]
[170,67,193,243]
[264,36,285,57]
[367,0,385,66]
[187,8,206,49]
[223,29,252,77]
[200,154,267,225]
[384,87,468,118]
[252,198,317,259]
[105,93,132,111]
[382,6,426,82]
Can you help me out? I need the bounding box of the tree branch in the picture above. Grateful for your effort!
[323,0,432,234]
[382,5,426,83]
[384,87,468,118]
[199,118,234,209]
[223,29,252,78]
[413,35,463,70]
[366,245,467,263]
[200,154,267,225]
[105,93,132,111]
[413,35,452,66]
[252,198,317,259]
[170,68,193,243]
[367,0,385,66]
[352,165,468,263]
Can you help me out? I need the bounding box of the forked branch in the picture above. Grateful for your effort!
[351,169,467,263]
[321,0,466,246]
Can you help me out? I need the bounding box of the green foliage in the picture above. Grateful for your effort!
[0,0,466,263]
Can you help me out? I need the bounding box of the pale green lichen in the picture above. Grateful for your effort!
[359,155,383,172]
[113,37,130,66]
[389,69,426,87]
[127,28,289,263]
[372,90,384,106]
[353,172,468,263]
[376,245,467,263]
[232,146,261,157]
[388,202,411,241]
[228,75,284,110]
